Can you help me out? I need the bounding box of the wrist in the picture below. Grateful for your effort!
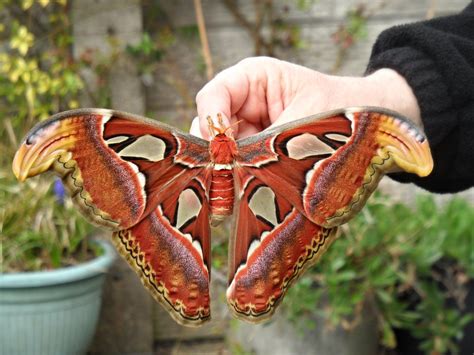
[320,69,422,128]
[364,68,422,127]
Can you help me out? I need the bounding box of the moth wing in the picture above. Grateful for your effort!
[13,109,213,326]
[227,170,338,322]
[236,107,433,228]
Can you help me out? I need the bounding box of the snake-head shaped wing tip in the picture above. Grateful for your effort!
[12,143,30,182]
[12,119,76,182]
[373,111,434,177]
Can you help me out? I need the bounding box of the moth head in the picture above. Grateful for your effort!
[206,113,240,138]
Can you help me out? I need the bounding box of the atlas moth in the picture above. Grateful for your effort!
[13,107,433,326]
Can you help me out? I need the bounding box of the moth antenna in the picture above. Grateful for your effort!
[207,115,217,137]
[217,113,225,129]
[224,119,243,137]
[231,119,243,129]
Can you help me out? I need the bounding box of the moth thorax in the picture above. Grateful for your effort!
[209,133,238,164]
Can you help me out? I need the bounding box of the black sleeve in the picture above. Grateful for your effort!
[366,2,474,193]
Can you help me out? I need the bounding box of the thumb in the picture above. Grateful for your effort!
[189,116,204,138]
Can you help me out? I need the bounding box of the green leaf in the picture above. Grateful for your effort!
[381,321,397,348]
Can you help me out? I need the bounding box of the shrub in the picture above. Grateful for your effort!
[284,193,474,354]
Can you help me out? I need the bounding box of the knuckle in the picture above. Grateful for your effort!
[238,56,277,67]
[195,86,207,103]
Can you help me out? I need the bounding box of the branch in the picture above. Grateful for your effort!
[425,0,437,19]
[194,0,214,80]
[222,0,273,56]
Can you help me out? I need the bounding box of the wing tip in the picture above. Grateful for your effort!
[111,230,211,327]
[226,227,339,324]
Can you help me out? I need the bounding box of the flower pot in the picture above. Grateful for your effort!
[0,239,115,355]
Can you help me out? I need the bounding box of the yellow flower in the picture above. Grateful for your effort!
[68,100,79,109]
[10,26,34,56]
[21,0,34,10]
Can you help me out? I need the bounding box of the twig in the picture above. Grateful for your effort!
[331,0,386,73]
[222,0,273,56]
[426,0,437,19]
[161,57,195,109]
[194,0,214,80]
[4,118,18,148]
[77,71,100,107]
[265,0,275,55]
[253,0,263,55]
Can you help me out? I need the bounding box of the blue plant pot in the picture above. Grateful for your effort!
[0,239,116,355]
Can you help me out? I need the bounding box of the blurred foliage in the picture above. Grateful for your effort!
[126,30,174,77]
[221,0,308,56]
[0,173,95,272]
[283,193,474,354]
[0,0,82,139]
[330,3,373,73]
[332,4,369,51]
[294,0,318,11]
[211,228,228,271]
[0,0,97,272]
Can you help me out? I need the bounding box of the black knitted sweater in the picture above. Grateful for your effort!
[366,2,474,193]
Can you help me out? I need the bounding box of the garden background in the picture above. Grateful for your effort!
[0,0,473,354]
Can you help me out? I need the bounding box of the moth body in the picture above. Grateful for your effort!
[209,131,238,225]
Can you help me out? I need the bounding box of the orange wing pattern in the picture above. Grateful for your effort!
[13,109,212,326]
[236,108,433,227]
[229,107,433,322]
[13,107,433,326]
[228,171,338,321]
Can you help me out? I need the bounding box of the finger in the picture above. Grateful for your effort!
[189,116,204,138]
[272,106,303,128]
[195,65,251,139]
[237,120,262,139]
[271,97,324,128]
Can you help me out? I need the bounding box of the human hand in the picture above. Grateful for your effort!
[191,56,421,139]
